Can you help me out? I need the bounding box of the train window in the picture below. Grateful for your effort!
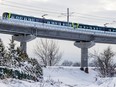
[28,18,31,21]
[16,16,20,19]
[108,29,112,32]
[65,23,67,26]
[29,18,34,21]
[44,20,47,23]
[92,27,95,30]
[73,24,77,28]
[83,26,85,28]
[58,22,61,25]
[62,23,65,26]
[85,26,87,29]
[47,21,51,24]
[69,24,72,27]
[54,22,57,25]
[35,19,39,22]
[95,27,97,30]
[100,28,103,31]
[11,15,15,19]
[98,27,100,30]
[86,26,88,29]
[110,29,113,32]
[107,28,109,31]
[87,26,89,29]
[96,27,98,30]
[3,13,7,19]
[61,22,63,26]
[79,26,82,28]
[31,18,35,21]
[40,19,43,22]
[101,28,104,31]
[51,21,55,24]
[81,26,84,28]
[81,26,83,28]
[89,27,92,29]
[24,17,28,21]
[19,16,23,20]
[113,29,116,32]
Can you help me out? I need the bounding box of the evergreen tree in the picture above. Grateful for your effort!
[0,38,6,57]
[30,58,43,78]
[16,47,29,62]
[0,38,6,66]
[0,38,43,81]
[16,47,43,79]
[7,39,18,68]
[16,47,29,67]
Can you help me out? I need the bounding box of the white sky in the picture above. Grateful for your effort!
[0,0,116,63]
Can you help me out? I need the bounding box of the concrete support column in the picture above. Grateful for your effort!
[81,47,88,68]
[74,41,95,73]
[13,35,36,53]
[20,42,27,52]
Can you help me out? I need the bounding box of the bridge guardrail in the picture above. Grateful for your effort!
[0,19,116,38]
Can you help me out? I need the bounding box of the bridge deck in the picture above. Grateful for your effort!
[1,19,116,37]
[0,19,116,44]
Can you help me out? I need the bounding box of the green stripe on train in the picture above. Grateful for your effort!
[8,13,11,19]
[72,23,79,29]
[76,23,79,28]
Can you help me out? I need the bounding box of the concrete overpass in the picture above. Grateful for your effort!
[0,19,116,73]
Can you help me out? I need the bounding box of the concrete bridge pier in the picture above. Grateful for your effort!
[12,35,36,53]
[20,42,27,52]
[74,41,95,73]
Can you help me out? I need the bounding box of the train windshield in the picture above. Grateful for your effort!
[2,13,9,19]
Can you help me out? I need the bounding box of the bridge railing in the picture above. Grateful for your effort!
[39,22,116,37]
[1,19,116,37]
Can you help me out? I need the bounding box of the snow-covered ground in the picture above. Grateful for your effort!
[0,66,116,87]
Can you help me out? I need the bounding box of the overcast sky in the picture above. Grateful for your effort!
[0,0,116,63]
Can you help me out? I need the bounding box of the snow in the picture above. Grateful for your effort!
[44,66,98,86]
[0,66,116,87]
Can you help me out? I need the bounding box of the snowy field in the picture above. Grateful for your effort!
[0,66,116,87]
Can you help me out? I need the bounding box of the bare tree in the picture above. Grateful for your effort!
[90,46,116,77]
[34,39,62,66]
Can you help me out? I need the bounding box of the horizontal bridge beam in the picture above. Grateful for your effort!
[0,20,116,44]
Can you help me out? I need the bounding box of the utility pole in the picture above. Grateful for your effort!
[67,8,69,26]
[59,8,73,26]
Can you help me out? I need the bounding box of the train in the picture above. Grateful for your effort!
[2,12,116,32]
